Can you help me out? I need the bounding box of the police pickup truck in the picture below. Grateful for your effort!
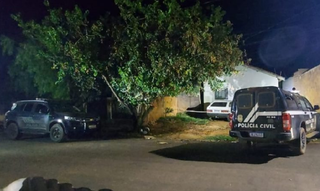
[229,86,319,155]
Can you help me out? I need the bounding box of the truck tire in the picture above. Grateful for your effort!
[293,128,307,155]
[50,124,66,143]
[5,123,21,140]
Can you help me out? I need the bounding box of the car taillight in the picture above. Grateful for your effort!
[282,113,291,132]
[207,110,212,112]
[221,110,229,113]
[229,113,233,128]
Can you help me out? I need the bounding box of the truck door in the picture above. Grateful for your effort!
[301,97,317,132]
[17,103,35,131]
[296,96,315,133]
[32,103,50,133]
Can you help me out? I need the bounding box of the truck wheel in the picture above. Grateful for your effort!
[50,124,66,143]
[293,128,307,155]
[5,123,21,140]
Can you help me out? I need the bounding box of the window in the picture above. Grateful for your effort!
[297,97,308,111]
[211,102,227,107]
[285,94,299,110]
[237,93,253,109]
[215,89,228,100]
[34,104,49,114]
[302,97,313,111]
[258,92,275,108]
[23,103,34,112]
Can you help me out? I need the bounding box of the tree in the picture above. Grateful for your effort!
[6,0,243,129]
[3,3,110,101]
[109,0,243,127]
[1,37,69,99]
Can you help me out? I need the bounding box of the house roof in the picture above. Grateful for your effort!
[244,65,285,81]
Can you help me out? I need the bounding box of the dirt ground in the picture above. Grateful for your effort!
[149,120,230,140]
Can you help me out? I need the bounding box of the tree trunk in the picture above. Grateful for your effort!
[131,104,154,132]
[200,82,204,111]
[101,75,154,132]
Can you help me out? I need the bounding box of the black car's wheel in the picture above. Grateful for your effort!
[50,124,66,143]
[293,128,307,155]
[5,123,21,140]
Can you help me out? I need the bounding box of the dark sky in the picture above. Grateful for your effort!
[1,0,320,78]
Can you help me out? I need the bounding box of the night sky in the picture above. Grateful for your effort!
[1,0,320,80]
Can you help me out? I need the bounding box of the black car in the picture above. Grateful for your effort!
[4,99,100,142]
[229,86,319,155]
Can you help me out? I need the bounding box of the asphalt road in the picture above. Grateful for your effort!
[1,132,320,191]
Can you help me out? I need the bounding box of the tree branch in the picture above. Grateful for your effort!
[101,74,133,115]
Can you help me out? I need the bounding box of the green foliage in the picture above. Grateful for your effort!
[8,42,69,99]
[111,0,243,109]
[0,35,15,56]
[164,107,174,114]
[6,5,110,100]
[158,112,209,125]
[4,0,243,127]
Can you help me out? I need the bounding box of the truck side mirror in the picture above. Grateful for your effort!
[314,105,319,110]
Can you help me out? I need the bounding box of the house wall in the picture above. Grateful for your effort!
[292,66,320,106]
[204,65,280,102]
[146,65,281,124]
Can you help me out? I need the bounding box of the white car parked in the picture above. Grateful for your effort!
[206,100,232,120]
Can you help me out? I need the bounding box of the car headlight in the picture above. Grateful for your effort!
[64,116,77,121]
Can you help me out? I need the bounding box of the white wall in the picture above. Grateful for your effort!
[204,65,280,102]
[203,82,217,103]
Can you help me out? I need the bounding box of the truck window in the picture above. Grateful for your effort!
[302,97,313,111]
[210,102,227,107]
[237,93,253,109]
[284,94,299,110]
[297,97,308,111]
[23,103,34,112]
[258,92,275,108]
[34,104,49,114]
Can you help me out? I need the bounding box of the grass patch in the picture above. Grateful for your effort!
[205,135,237,142]
[158,112,209,125]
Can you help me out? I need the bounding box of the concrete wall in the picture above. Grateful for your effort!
[204,65,280,102]
[176,94,200,112]
[292,67,320,106]
[145,95,201,124]
[146,97,178,124]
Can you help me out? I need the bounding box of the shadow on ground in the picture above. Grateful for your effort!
[0,128,142,143]
[151,142,297,164]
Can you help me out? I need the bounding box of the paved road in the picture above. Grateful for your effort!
[1,132,320,191]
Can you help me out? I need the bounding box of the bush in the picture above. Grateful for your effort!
[158,112,209,125]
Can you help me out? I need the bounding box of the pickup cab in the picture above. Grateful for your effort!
[229,86,319,155]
